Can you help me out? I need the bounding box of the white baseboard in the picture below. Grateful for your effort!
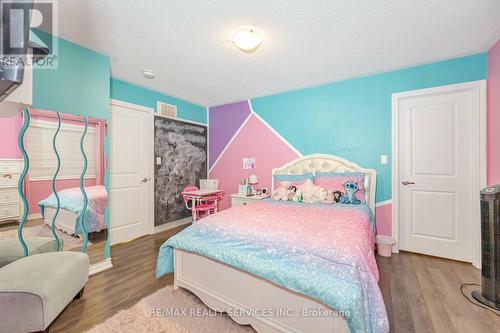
[152,217,192,234]
[375,199,392,207]
[89,258,113,275]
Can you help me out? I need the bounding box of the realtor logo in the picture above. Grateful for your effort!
[1,0,58,68]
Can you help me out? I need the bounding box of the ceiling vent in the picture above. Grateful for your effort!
[157,101,177,118]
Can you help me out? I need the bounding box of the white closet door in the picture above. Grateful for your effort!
[109,101,153,244]
[397,84,482,262]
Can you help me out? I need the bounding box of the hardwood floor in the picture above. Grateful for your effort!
[51,226,499,333]
[0,219,107,265]
[50,225,189,333]
[0,218,44,231]
[377,253,499,332]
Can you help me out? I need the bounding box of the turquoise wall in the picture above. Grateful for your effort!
[33,31,110,119]
[110,78,207,124]
[251,54,488,202]
[33,31,112,258]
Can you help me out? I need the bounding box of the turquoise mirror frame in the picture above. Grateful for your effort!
[50,112,62,251]
[17,108,30,256]
[78,115,89,252]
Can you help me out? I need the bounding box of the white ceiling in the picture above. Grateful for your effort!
[55,0,500,107]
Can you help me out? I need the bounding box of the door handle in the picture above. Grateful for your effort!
[141,177,150,183]
[402,180,415,185]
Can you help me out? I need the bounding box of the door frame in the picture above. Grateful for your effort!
[391,80,486,268]
[109,98,155,239]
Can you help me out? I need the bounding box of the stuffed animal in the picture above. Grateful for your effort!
[332,191,343,203]
[287,185,298,201]
[339,181,361,204]
[319,187,332,204]
[326,189,334,204]
[292,189,304,202]
[273,181,292,201]
[298,179,321,203]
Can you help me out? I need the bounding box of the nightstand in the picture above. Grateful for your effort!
[0,159,23,225]
[230,193,270,207]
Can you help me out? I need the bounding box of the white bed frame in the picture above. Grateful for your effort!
[43,206,81,235]
[174,154,377,333]
[43,206,105,236]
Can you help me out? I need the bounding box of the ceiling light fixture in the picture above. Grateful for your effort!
[232,28,262,53]
[143,70,155,79]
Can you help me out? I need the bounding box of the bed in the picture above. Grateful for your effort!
[39,185,108,235]
[156,154,388,333]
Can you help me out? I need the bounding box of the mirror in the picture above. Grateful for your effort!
[0,109,108,266]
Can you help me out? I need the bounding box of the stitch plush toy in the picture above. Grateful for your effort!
[340,181,361,205]
[273,181,292,201]
[332,190,343,203]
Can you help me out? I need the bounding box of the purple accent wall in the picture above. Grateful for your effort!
[209,101,251,168]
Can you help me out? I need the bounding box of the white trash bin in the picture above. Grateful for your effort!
[375,235,396,257]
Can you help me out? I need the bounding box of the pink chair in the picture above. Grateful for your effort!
[200,192,224,213]
[182,186,219,221]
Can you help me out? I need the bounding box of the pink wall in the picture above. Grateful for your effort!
[488,39,500,185]
[375,203,392,236]
[0,113,22,159]
[210,115,300,211]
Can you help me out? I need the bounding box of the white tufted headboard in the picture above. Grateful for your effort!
[272,153,377,212]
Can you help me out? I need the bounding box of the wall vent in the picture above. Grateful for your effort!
[157,101,177,118]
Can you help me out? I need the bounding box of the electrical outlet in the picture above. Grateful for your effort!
[156,156,162,165]
[380,155,388,165]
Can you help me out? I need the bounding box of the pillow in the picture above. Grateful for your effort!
[314,172,366,203]
[273,173,314,189]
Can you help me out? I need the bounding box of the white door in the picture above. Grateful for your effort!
[397,83,483,262]
[109,101,153,245]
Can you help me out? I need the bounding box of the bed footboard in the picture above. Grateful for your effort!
[173,249,350,333]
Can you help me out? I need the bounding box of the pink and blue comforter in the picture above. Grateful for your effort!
[156,200,389,333]
[39,185,108,234]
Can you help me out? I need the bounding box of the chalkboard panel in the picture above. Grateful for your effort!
[154,117,207,226]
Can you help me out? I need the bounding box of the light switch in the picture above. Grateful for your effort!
[380,155,388,165]
[156,156,162,165]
